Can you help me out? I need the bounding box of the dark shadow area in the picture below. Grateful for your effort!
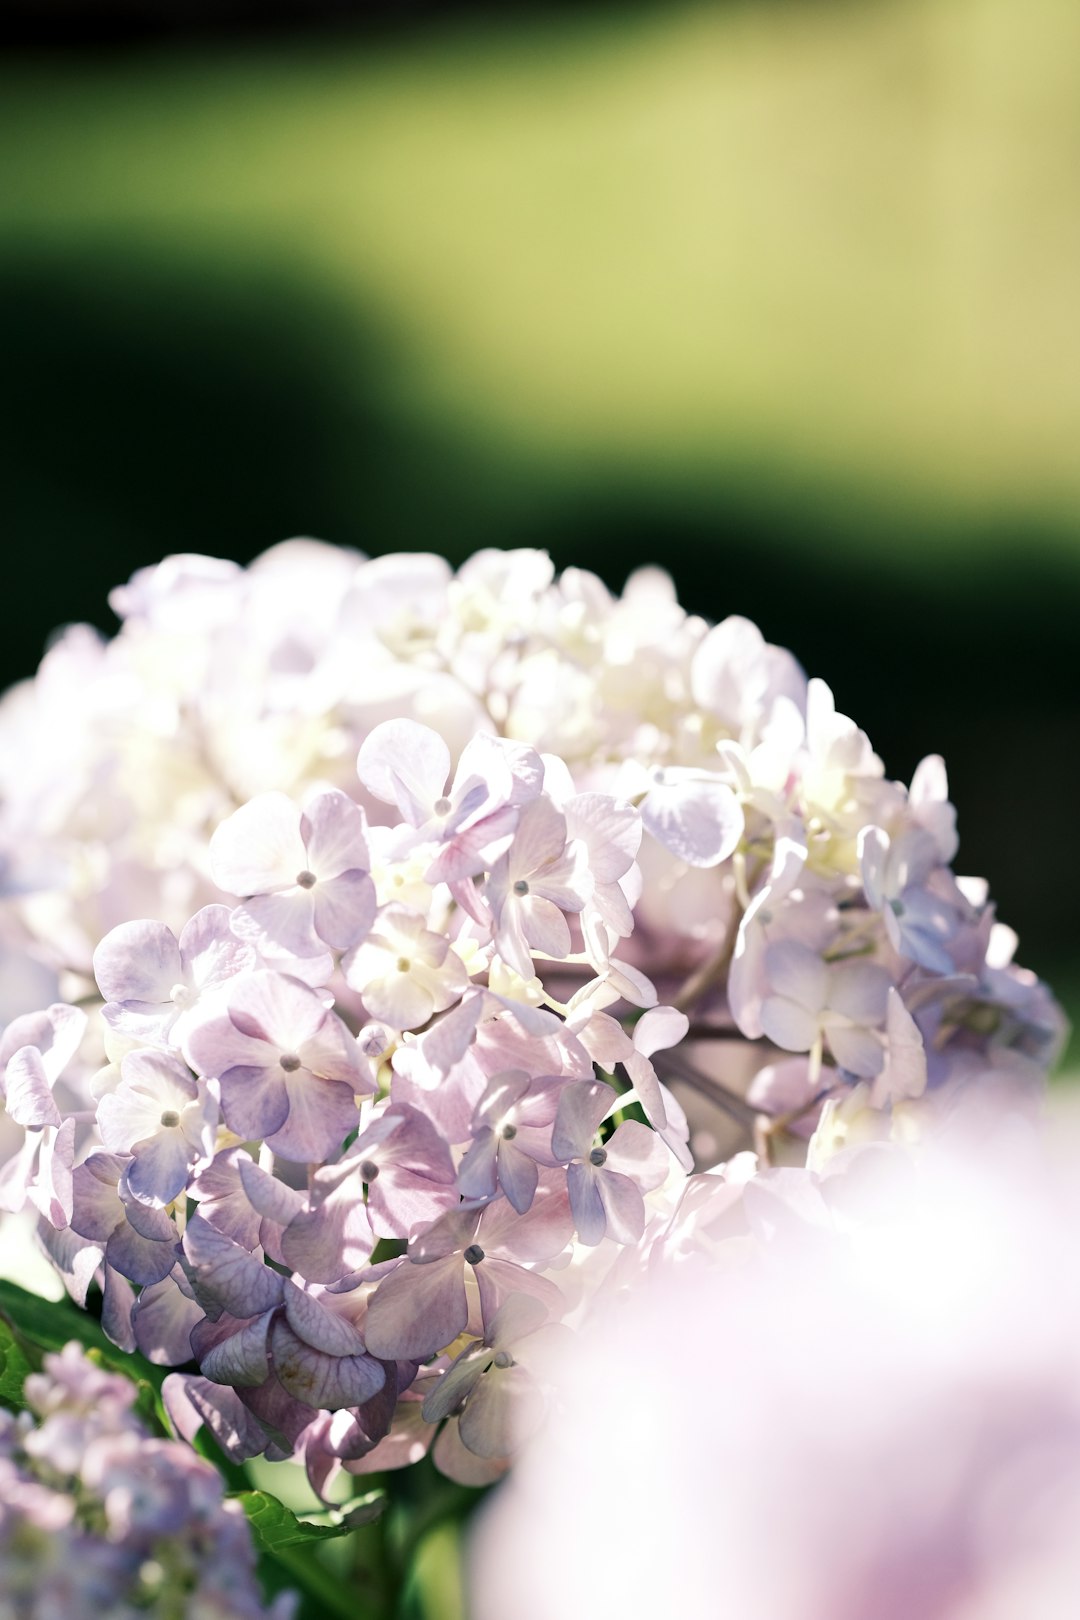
[0,0,643,51]
[3,236,1078,991]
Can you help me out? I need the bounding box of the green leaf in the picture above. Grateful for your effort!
[237,1488,358,1551]
[0,1316,31,1409]
[237,1490,373,1620]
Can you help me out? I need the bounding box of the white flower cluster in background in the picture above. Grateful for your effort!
[0,543,1065,1491]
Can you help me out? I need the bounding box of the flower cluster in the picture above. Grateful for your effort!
[0,545,1065,1490]
[0,1340,289,1619]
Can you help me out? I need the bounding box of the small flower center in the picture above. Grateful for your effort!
[464,1244,485,1267]
[492,1350,514,1369]
[501,1123,518,1140]
[396,957,412,973]
[169,982,192,1008]
[279,1052,302,1073]
[588,1147,607,1167]
[159,1109,181,1129]
[513,879,529,896]
[889,898,906,917]
[434,796,452,816]
[296,870,317,889]
[360,1160,380,1183]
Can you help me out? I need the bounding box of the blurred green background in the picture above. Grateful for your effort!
[2,0,1079,1040]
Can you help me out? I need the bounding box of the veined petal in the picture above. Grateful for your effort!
[94,919,181,1005]
[210,791,307,896]
[764,941,827,1012]
[301,788,370,878]
[3,1046,61,1128]
[640,776,743,869]
[552,1080,616,1162]
[357,719,450,825]
[567,1161,607,1246]
[312,870,376,952]
[364,1254,468,1362]
[596,1167,647,1246]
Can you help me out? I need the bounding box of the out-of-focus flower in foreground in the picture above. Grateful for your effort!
[472,1099,1080,1620]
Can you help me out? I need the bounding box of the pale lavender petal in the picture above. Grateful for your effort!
[132,1271,204,1365]
[118,1190,177,1243]
[520,895,573,960]
[497,1141,539,1215]
[270,1315,385,1410]
[283,1281,368,1355]
[474,1261,563,1335]
[459,1361,543,1458]
[190,1149,263,1248]
[232,889,319,958]
[0,1134,40,1216]
[312,870,376,951]
[345,1399,436,1475]
[32,1116,75,1229]
[182,1213,284,1318]
[858,825,889,913]
[37,1220,102,1308]
[218,1065,290,1142]
[200,1310,275,1387]
[362,973,435,1031]
[368,1166,460,1243]
[456,1132,499,1203]
[486,1291,550,1351]
[94,919,181,1005]
[3,1045,61,1128]
[409,1207,480,1264]
[70,1152,124,1242]
[209,791,306,896]
[163,1374,269,1463]
[357,719,450,824]
[105,1217,178,1286]
[596,1168,647,1245]
[421,1350,489,1424]
[567,1161,607,1245]
[101,1262,136,1352]
[510,797,567,877]
[552,1080,616,1162]
[179,904,256,990]
[236,1156,305,1226]
[282,1184,374,1283]
[603,1119,670,1190]
[432,1417,509,1486]
[269,1074,358,1163]
[765,941,827,1012]
[827,1023,885,1078]
[623,1049,667,1130]
[301,788,370,877]
[126,1129,193,1207]
[760,996,820,1053]
[297,1015,369,1089]
[869,989,928,1109]
[424,805,518,884]
[364,1254,468,1361]
[565,793,641,881]
[640,776,743,869]
[828,961,892,1025]
[481,1173,574,1262]
[633,1005,689,1059]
